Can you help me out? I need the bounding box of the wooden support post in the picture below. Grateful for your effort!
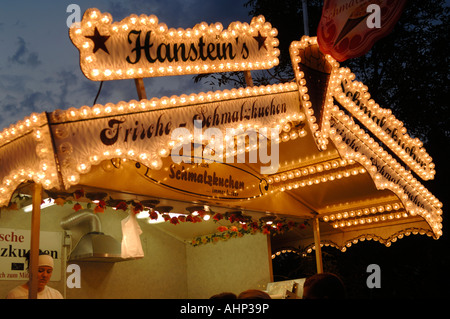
[28,183,42,299]
[134,78,147,100]
[313,217,323,274]
[267,234,274,283]
[243,70,253,87]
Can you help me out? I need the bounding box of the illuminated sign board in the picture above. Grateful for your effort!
[290,36,435,181]
[136,160,268,200]
[333,70,435,180]
[49,82,304,188]
[69,9,280,81]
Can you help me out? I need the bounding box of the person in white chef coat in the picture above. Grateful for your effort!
[6,250,63,299]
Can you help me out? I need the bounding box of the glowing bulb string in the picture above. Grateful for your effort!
[333,99,424,180]
[331,113,438,211]
[333,68,434,180]
[330,113,442,238]
[332,88,433,180]
[297,227,436,254]
[266,157,357,185]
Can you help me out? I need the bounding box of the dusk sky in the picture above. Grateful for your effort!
[0,0,252,130]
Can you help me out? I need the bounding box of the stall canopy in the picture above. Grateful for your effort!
[0,9,443,257]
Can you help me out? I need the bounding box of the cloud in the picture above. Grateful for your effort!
[55,70,79,107]
[0,91,53,130]
[8,37,42,67]
[19,91,55,113]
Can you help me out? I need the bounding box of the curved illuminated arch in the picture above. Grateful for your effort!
[270,227,436,259]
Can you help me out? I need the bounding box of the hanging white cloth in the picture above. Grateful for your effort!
[120,211,144,258]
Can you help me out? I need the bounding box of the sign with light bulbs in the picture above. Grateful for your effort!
[290,36,435,180]
[0,9,442,241]
[49,82,305,189]
[333,70,435,181]
[135,159,268,200]
[69,9,280,81]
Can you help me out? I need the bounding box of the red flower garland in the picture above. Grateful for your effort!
[49,188,307,246]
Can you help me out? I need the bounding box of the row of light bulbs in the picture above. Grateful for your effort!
[0,113,45,145]
[333,67,435,180]
[329,110,442,238]
[77,9,277,40]
[170,119,307,150]
[55,82,299,122]
[330,112,442,213]
[275,166,366,192]
[330,210,409,229]
[32,126,60,189]
[289,36,340,151]
[322,201,404,223]
[88,60,280,79]
[267,158,356,185]
[297,227,436,255]
[0,93,441,233]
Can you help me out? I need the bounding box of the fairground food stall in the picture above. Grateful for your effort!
[0,9,442,299]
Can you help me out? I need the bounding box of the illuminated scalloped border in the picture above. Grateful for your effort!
[0,113,60,207]
[70,8,280,81]
[271,227,437,258]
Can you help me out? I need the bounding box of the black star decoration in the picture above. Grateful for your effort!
[85,27,110,54]
[253,31,267,50]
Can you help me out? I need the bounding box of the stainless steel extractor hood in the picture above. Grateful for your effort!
[68,231,123,262]
[60,209,131,262]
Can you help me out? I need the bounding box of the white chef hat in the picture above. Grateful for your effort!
[38,254,54,268]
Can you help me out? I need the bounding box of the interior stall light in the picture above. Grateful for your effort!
[23,198,55,213]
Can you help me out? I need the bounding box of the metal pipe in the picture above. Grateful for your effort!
[60,209,102,233]
[313,217,323,273]
[302,0,309,35]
